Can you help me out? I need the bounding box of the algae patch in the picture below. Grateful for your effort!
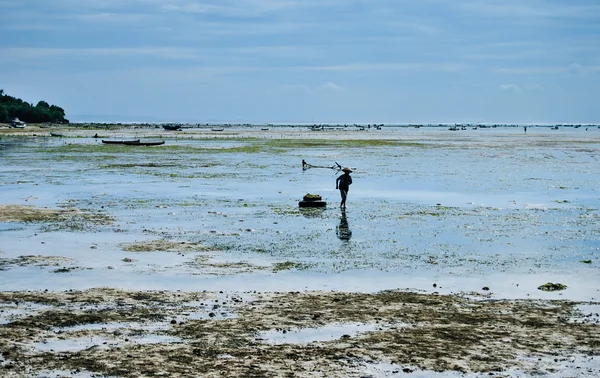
[538,282,568,291]
[0,255,74,271]
[120,239,211,253]
[0,204,113,231]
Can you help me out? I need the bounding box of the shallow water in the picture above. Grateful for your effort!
[1,127,599,300]
[258,322,397,345]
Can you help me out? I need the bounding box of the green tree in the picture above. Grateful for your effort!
[0,91,68,123]
[0,105,8,123]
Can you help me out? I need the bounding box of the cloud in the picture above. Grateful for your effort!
[492,66,565,75]
[318,82,344,92]
[454,0,600,20]
[568,63,582,75]
[499,84,522,93]
[160,0,343,17]
[289,62,467,73]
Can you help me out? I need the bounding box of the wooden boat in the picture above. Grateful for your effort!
[162,124,182,131]
[50,132,63,137]
[211,128,224,131]
[102,139,140,144]
[122,140,165,146]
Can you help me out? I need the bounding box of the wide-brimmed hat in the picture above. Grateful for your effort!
[342,167,353,172]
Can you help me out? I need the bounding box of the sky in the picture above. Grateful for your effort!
[1,0,599,124]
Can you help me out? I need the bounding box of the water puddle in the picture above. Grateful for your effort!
[571,304,600,325]
[34,334,181,353]
[0,303,54,325]
[257,322,402,345]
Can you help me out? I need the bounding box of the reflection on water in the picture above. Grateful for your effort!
[336,211,352,241]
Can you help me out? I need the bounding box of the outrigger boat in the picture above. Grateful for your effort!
[123,140,165,146]
[102,139,140,145]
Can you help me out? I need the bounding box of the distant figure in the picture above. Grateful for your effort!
[524,126,527,134]
[302,159,308,170]
[93,133,99,138]
[336,210,352,241]
[335,167,353,209]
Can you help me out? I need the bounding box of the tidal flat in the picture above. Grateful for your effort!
[0,125,599,377]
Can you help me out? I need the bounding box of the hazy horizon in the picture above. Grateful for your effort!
[67,114,598,126]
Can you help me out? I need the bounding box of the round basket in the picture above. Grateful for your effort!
[298,200,327,208]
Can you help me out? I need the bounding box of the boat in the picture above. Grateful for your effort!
[211,128,224,131]
[123,140,165,146]
[10,118,26,128]
[102,139,140,144]
[162,124,182,131]
[50,132,63,137]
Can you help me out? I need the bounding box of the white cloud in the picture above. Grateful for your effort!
[318,82,344,92]
[499,84,522,93]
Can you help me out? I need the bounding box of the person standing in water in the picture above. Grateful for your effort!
[335,167,353,209]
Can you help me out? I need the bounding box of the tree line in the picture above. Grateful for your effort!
[0,89,69,124]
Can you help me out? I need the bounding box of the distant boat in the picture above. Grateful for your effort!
[50,132,63,137]
[211,128,224,131]
[10,118,26,128]
[122,140,165,146]
[261,128,269,131]
[102,139,140,145]
[162,124,182,131]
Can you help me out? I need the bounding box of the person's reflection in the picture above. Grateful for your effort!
[336,210,352,241]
